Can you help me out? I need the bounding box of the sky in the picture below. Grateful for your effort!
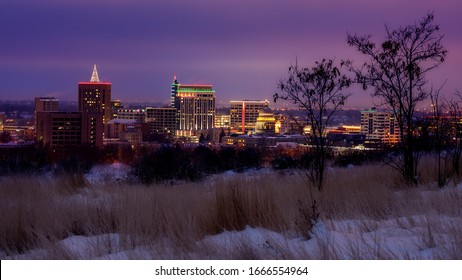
[0,0,461,108]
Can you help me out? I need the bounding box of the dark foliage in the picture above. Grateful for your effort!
[133,145,201,185]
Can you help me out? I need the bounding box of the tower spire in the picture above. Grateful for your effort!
[90,64,100,82]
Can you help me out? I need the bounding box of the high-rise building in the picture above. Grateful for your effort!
[360,108,400,145]
[78,65,111,124]
[171,75,179,108]
[35,111,103,151]
[146,107,177,135]
[230,100,269,134]
[173,78,216,136]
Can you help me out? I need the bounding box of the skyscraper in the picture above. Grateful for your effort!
[230,100,269,134]
[78,65,111,124]
[173,77,216,136]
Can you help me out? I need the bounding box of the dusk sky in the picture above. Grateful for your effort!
[1,0,461,108]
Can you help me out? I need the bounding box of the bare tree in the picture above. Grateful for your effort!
[274,58,352,191]
[347,13,447,185]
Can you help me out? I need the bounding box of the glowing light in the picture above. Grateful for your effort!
[90,64,100,82]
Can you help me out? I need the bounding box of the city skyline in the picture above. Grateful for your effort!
[1,0,461,108]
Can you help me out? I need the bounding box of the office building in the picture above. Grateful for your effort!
[230,100,269,134]
[35,111,103,151]
[215,113,230,128]
[110,100,123,120]
[78,65,112,124]
[116,108,146,123]
[34,97,59,138]
[146,107,177,135]
[105,119,142,146]
[35,97,59,112]
[360,108,400,145]
[173,78,216,136]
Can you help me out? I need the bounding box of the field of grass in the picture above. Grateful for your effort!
[1,160,461,259]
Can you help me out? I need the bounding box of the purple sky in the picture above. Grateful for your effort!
[1,0,461,108]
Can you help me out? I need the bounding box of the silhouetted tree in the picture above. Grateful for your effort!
[347,13,447,185]
[274,58,352,191]
[0,131,11,143]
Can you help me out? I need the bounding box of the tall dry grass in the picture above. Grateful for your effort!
[1,160,461,259]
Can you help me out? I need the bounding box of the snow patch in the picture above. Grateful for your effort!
[85,163,133,185]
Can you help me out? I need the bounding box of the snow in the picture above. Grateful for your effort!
[85,162,133,185]
[6,213,460,260]
[2,167,462,260]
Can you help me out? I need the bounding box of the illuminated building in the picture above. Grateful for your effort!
[173,78,216,136]
[222,134,306,147]
[171,75,179,108]
[116,108,146,123]
[35,111,103,151]
[146,107,177,135]
[78,65,111,124]
[360,108,400,145]
[215,113,230,128]
[110,100,123,120]
[255,105,276,134]
[326,125,365,147]
[230,100,269,134]
[0,112,4,131]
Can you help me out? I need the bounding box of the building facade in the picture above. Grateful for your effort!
[36,111,103,151]
[360,108,400,145]
[145,107,177,135]
[110,100,123,120]
[116,109,146,123]
[255,106,276,134]
[230,100,269,134]
[78,65,112,124]
[215,113,230,129]
[34,97,59,113]
[174,81,216,136]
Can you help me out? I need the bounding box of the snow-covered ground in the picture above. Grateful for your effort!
[5,213,461,260]
[1,166,461,260]
[84,162,134,185]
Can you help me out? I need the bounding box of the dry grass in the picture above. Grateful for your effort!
[1,161,461,259]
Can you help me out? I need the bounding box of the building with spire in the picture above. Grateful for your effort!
[78,65,112,124]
